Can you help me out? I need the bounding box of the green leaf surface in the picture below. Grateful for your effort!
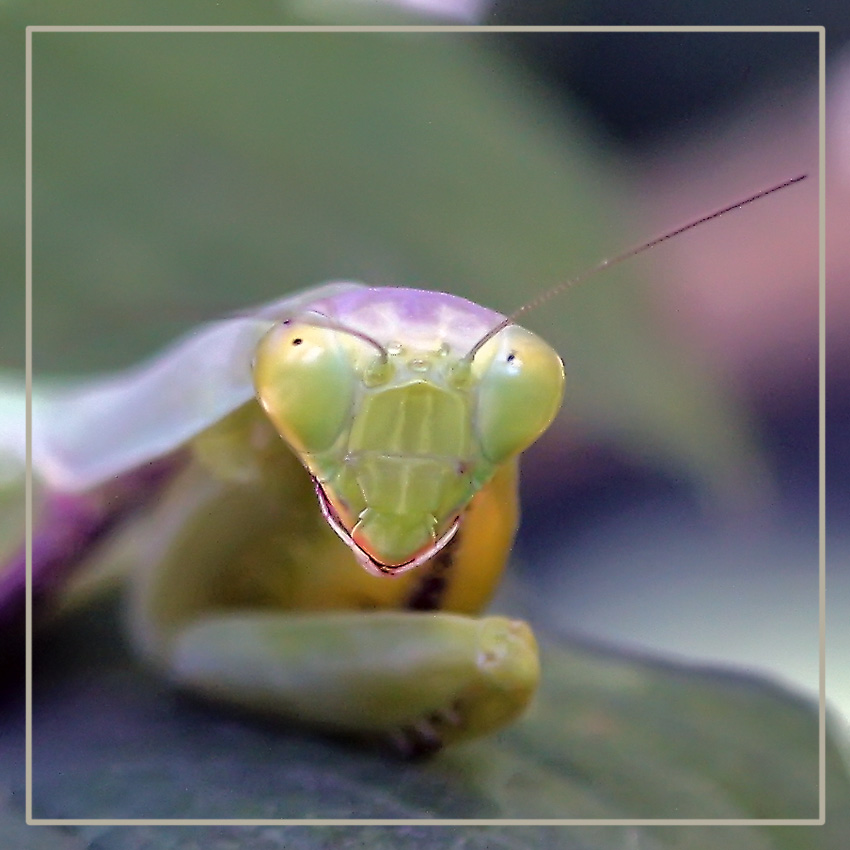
[1,593,846,849]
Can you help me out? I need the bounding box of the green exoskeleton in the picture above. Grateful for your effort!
[6,176,806,753]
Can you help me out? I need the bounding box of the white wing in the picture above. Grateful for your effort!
[33,282,364,492]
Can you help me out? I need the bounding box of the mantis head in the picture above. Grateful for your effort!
[252,291,564,575]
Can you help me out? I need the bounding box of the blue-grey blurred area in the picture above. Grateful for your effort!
[487,1,843,149]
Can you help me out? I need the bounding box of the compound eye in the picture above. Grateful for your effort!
[472,326,565,464]
[253,322,357,454]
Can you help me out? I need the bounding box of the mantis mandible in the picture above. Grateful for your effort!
[7,174,807,754]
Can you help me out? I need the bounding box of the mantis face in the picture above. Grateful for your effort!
[253,288,565,574]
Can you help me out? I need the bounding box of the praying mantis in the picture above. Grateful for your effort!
[2,175,806,754]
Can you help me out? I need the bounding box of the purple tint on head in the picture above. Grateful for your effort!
[306,287,506,356]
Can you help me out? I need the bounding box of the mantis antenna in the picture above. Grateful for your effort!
[464,173,809,362]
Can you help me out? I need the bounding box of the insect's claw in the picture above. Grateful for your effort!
[390,719,444,759]
[387,699,467,757]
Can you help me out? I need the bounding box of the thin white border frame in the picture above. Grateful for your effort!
[23,23,826,827]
